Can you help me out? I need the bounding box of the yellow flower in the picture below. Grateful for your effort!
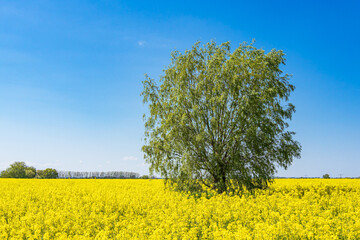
[0,178,359,238]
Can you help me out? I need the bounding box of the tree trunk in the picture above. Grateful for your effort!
[216,164,227,194]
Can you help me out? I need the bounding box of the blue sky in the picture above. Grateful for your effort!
[0,0,359,177]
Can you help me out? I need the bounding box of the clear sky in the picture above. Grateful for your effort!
[0,0,359,177]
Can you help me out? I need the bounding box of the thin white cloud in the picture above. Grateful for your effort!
[123,156,138,161]
[137,40,146,46]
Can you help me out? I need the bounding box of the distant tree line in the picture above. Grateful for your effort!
[57,171,140,179]
[0,161,147,179]
[0,162,58,179]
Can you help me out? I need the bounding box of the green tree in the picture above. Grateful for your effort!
[0,161,36,178]
[323,174,330,179]
[142,41,301,194]
[36,168,58,179]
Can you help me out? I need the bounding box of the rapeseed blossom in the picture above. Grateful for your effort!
[0,179,359,239]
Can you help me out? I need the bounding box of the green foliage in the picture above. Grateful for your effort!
[323,174,330,179]
[25,167,36,178]
[142,41,301,194]
[0,162,58,179]
[0,161,36,178]
[36,168,59,179]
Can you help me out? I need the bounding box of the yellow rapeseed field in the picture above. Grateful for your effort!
[0,179,359,239]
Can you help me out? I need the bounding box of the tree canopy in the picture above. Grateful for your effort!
[36,168,59,179]
[322,174,330,179]
[142,41,301,194]
[0,161,36,178]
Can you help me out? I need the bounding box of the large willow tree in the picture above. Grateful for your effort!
[142,41,301,194]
